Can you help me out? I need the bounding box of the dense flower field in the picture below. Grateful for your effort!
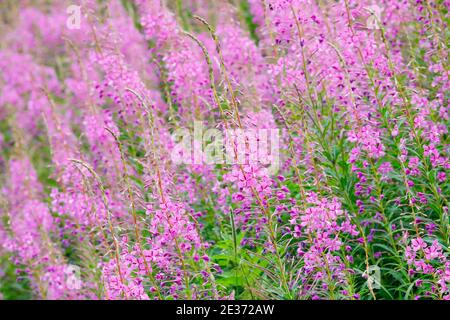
[0,0,448,300]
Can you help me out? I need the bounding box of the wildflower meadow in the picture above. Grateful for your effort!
[0,0,448,301]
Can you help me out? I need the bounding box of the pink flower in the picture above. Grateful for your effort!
[411,237,427,252]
